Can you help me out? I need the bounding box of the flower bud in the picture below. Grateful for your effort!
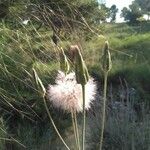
[60,48,70,75]
[32,68,46,97]
[101,41,112,72]
[74,46,89,85]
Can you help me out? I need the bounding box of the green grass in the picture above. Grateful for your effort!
[0,20,150,149]
[84,21,150,104]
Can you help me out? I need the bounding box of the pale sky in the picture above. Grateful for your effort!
[105,0,133,22]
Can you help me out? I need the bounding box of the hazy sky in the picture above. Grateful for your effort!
[105,0,133,22]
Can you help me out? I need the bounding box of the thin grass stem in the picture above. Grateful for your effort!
[82,85,86,150]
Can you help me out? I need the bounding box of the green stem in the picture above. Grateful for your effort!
[71,110,78,149]
[43,96,70,150]
[82,85,86,150]
[74,111,81,150]
[99,72,108,150]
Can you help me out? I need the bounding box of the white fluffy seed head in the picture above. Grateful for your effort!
[47,71,96,112]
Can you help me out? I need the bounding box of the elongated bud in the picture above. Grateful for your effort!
[60,47,70,75]
[74,46,89,85]
[101,41,112,72]
[32,68,46,97]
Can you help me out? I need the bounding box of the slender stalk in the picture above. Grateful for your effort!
[82,85,86,150]
[99,72,108,150]
[71,110,78,150]
[43,96,70,150]
[74,111,81,150]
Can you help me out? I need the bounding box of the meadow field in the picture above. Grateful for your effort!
[0,18,150,150]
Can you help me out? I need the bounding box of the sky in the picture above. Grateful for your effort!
[105,0,133,22]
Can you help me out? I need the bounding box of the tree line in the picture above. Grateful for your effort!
[0,0,149,26]
[121,0,150,23]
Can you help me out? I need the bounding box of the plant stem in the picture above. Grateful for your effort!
[43,96,70,150]
[99,72,108,150]
[82,85,86,150]
[71,110,78,149]
[74,111,81,150]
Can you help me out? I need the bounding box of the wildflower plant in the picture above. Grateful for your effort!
[74,45,91,150]
[47,45,96,150]
[47,71,96,112]
[99,41,112,150]
[47,70,96,149]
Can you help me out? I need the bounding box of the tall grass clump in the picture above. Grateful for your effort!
[0,14,95,149]
[0,20,62,149]
[47,45,96,149]
[88,80,150,150]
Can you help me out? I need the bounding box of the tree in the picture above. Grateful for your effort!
[121,7,129,21]
[121,1,142,23]
[135,0,150,19]
[109,5,118,22]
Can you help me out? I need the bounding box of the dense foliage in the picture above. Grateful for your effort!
[121,0,150,23]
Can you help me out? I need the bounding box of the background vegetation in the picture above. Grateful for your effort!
[0,0,150,149]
